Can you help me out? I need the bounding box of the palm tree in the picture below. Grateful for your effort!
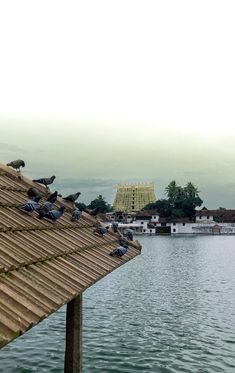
[165,180,178,201]
[184,182,199,198]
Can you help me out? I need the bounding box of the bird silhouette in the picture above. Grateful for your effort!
[27,187,41,199]
[71,208,82,222]
[7,160,25,171]
[46,191,58,204]
[20,195,41,212]
[63,192,81,203]
[41,206,65,221]
[110,244,128,257]
[93,226,109,236]
[32,176,56,188]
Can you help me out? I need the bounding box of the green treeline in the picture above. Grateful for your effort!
[144,181,203,220]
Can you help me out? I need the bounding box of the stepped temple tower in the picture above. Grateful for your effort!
[113,183,157,212]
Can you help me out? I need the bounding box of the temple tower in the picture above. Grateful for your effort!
[113,183,157,212]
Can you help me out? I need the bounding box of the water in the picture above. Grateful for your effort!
[1,235,235,373]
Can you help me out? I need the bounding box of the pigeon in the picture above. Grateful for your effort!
[71,208,82,222]
[37,201,54,219]
[84,207,100,216]
[42,206,65,221]
[119,236,128,246]
[111,222,119,232]
[46,190,58,204]
[126,229,134,241]
[110,244,128,257]
[63,192,81,203]
[27,187,41,199]
[93,226,109,236]
[20,195,41,212]
[7,160,25,171]
[32,176,56,188]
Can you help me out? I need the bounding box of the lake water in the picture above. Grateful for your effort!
[1,235,235,373]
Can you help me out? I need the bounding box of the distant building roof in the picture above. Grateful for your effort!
[135,210,159,219]
[0,163,141,348]
[196,208,235,222]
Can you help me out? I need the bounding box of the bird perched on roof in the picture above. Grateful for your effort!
[32,176,56,188]
[93,226,109,236]
[27,187,41,199]
[37,201,54,219]
[20,195,41,212]
[46,190,58,204]
[111,222,119,233]
[119,236,128,246]
[63,192,81,203]
[41,206,65,221]
[7,160,25,171]
[37,191,58,218]
[71,208,82,222]
[126,229,134,241]
[84,207,100,216]
[110,244,128,257]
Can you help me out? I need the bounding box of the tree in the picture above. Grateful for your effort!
[144,180,203,220]
[88,195,112,213]
[165,180,178,201]
[75,202,87,211]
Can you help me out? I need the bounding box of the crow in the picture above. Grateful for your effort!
[32,176,56,188]
[41,206,65,221]
[7,160,25,171]
[63,192,81,203]
[110,244,128,257]
[20,195,41,212]
[71,208,82,222]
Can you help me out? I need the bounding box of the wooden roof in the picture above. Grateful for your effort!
[0,162,141,348]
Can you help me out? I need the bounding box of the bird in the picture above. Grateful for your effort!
[41,206,65,221]
[93,226,109,236]
[126,229,134,241]
[84,207,100,216]
[71,208,82,222]
[63,192,81,203]
[111,222,119,233]
[37,201,54,219]
[27,187,41,199]
[110,244,128,257]
[119,236,128,246]
[46,190,58,204]
[7,160,25,171]
[20,195,41,212]
[32,176,56,188]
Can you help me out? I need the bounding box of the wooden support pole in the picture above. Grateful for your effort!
[64,294,82,373]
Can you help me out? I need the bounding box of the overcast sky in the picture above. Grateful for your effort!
[0,1,235,207]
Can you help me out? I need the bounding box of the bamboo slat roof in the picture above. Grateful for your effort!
[0,162,141,348]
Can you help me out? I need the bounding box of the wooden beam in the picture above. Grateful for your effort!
[64,294,82,373]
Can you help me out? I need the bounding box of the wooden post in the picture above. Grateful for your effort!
[64,294,82,373]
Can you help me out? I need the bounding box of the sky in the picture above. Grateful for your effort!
[0,0,235,207]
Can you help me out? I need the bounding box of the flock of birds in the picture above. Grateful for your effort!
[5,159,133,257]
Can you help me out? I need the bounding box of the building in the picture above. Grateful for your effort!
[113,183,156,212]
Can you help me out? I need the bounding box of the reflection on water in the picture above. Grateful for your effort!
[1,236,235,372]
